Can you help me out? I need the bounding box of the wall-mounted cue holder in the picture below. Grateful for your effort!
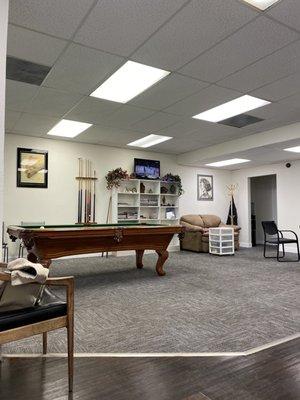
[76,158,97,225]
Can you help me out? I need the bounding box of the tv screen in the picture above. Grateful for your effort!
[134,158,160,180]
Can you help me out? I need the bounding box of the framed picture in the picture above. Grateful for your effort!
[197,174,213,201]
[17,148,48,188]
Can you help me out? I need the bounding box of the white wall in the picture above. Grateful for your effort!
[250,175,277,244]
[4,133,232,256]
[0,0,9,257]
[233,161,300,249]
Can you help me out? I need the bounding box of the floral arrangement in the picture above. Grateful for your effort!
[105,167,129,190]
[161,173,184,196]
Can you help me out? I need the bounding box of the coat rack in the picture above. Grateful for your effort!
[226,183,238,226]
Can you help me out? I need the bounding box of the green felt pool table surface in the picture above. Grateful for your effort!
[11,222,164,231]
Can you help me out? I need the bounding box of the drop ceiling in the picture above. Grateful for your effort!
[5,0,300,166]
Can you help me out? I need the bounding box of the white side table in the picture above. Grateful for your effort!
[209,227,235,255]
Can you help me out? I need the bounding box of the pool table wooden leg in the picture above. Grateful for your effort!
[27,252,38,263]
[155,250,168,276]
[27,252,51,268]
[136,250,144,269]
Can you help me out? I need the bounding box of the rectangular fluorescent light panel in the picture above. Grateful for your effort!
[241,0,281,10]
[47,119,92,138]
[193,95,270,123]
[206,158,250,167]
[284,146,300,153]
[127,134,172,148]
[90,61,170,103]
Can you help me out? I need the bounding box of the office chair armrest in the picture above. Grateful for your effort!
[279,230,298,240]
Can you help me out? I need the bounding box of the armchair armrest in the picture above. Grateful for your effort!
[0,266,74,318]
[0,266,73,287]
[180,221,206,233]
[219,223,241,231]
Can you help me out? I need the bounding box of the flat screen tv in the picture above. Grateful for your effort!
[134,158,160,180]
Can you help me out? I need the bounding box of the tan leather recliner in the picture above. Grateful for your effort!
[180,214,240,252]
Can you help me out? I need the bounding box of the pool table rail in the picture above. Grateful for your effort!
[7,224,185,276]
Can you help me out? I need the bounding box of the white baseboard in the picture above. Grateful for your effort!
[240,242,252,248]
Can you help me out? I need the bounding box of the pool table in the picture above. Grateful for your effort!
[7,223,185,276]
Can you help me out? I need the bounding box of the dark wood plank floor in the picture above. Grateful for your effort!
[0,339,299,400]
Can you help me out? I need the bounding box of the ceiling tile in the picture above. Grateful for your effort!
[73,125,145,146]
[5,110,21,131]
[132,112,181,133]
[179,16,299,82]
[101,105,154,129]
[250,72,300,101]
[6,79,39,111]
[13,113,60,135]
[65,97,121,124]
[218,40,300,92]
[9,0,95,39]
[165,85,241,116]
[156,127,241,154]
[152,135,207,154]
[241,109,300,134]
[278,92,300,108]
[156,118,209,138]
[129,73,208,111]
[7,25,67,66]
[43,43,124,95]
[267,0,300,32]
[132,0,257,70]
[22,87,84,117]
[248,101,296,119]
[74,0,187,56]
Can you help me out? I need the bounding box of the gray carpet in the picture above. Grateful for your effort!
[3,247,300,353]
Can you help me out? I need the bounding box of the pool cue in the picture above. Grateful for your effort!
[81,158,83,223]
[78,158,81,223]
[84,159,87,223]
[88,160,91,222]
[86,159,88,223]
[93,170,96,223]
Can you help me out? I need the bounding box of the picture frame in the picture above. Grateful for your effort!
[17,148,48,188]
[197,174,213,201]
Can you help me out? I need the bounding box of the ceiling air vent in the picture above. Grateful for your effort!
[6,56,51,86]
[218,114,264,128]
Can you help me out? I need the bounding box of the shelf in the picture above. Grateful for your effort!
[113,179,180,230]
[118,219,139,222]
[118,205,138,208]
[118,192,139,195]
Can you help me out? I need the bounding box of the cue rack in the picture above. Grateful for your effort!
[76,158,97,224]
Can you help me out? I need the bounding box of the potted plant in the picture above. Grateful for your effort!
[161,173,184,196]
[105,167,129,190]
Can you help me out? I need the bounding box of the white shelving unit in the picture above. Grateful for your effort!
[209,227,235,256]
[111,179,180,226]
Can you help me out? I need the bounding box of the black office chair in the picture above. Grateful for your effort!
[261,221,300,262]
